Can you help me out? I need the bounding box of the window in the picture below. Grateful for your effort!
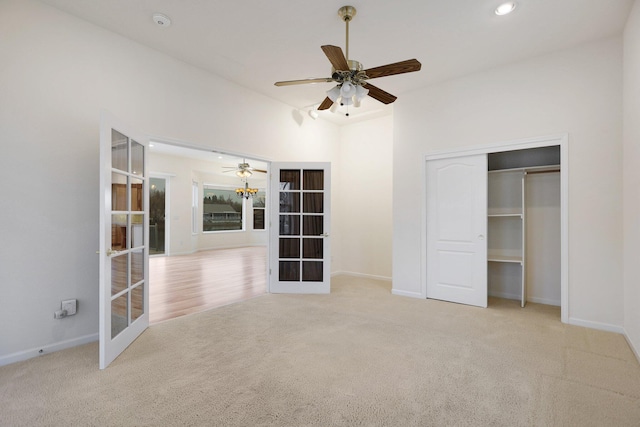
[191,181,198,234]
[203,186,244,232]
[253,190,266,230]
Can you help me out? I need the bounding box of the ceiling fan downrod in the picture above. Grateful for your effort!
[338,6,356,62]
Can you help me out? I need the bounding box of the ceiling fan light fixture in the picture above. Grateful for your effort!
[236,169,252,178]
[341,96,353,106]
[495,2,517,15]
[327,85,341,102]
[340,81,355,97]
[355,85,369,99]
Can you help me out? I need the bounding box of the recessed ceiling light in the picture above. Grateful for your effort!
[152,13,171,27]
[495,2,517,16]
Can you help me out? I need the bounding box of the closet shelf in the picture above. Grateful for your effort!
[488,164,560,174]
[488,207,522,217]
[488,213,523,218]
[488,254,523,264]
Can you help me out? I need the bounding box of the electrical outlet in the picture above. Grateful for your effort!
[61,299,77,316]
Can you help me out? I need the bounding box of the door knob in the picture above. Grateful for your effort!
[320,233,330,238]
[478,234,485,241]
[106,248,120,256]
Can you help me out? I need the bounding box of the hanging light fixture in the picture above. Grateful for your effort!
[325,79,370,112]
[326,86,341,102]
[236,169,252,178]
[236,180,259,199]
[355,85,369,101]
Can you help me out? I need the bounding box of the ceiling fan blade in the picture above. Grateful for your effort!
[318,97,334,110]
[321,45,350,71]
[365,83,397,104]
[364,59,422,79]
[252,169,267,174]
[275,77,334,86]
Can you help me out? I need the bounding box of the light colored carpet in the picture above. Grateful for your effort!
[1,275,639,426]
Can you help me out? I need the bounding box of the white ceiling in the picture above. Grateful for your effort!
[39,0,633,124]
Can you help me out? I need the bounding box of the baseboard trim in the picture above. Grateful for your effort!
[391,289,423,298]
[332,271,392,282]
[623,329,640,364]
[0,333,98,367]
[199,243,266,252]
[170,245,267,257]
[568,317,624,334]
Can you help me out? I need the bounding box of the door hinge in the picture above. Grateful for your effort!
[269,268,272,275]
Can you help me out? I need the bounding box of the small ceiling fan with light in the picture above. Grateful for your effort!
[275,5,422,115]
[222,160,267,178]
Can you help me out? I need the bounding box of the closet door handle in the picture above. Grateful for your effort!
[478,234,485,241]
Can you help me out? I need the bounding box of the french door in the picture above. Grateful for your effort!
[99,112,150,369]
[426,154,487,307]
[269,163,331,293]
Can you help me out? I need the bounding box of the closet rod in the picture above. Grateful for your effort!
[526,169,560,175]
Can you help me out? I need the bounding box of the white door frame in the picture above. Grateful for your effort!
[422,133,569,323]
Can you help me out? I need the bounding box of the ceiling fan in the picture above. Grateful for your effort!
[274,5,421,114]
[222,160,267,178]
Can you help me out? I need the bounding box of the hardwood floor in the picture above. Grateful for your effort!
[149,246,267,324]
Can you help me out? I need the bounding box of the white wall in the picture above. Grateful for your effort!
[0,0,341,363]
[623,0,640,358]
[525,172,561,306]
[393,37,624,330]
[335,115,393,279]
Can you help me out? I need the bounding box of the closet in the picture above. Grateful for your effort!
[487,146,560,308]
[426,144,562,310]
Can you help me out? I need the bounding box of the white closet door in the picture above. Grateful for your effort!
[426,154,488,307]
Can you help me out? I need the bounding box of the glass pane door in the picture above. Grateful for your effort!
[99,113,149,369]
[149,177,166,255]
[270,163,330,293]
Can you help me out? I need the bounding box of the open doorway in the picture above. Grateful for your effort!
[147,141,269,324]
[149,176,168,256]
